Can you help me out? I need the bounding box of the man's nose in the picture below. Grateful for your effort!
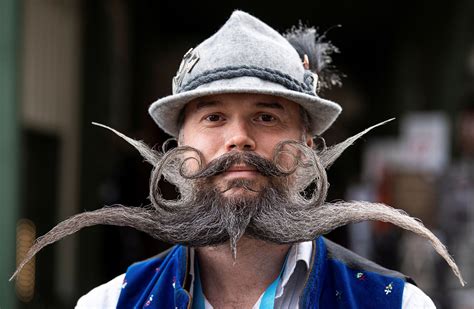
[224,121,256,151]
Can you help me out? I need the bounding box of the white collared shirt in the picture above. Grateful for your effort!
[76,241,436,308]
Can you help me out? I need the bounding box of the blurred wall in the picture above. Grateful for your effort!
[20,0,82,305]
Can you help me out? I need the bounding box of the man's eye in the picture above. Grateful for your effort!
[205,114,222,122]
[257,114,276,122]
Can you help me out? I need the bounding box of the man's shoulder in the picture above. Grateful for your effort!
[75,274,125,308]
[75,245,180,308]
[322,237,413,282]
[124,244,186,280]
[319,238,435,308]
[304,238,422,308]
[403,282,436,308]
[128,245,177,268]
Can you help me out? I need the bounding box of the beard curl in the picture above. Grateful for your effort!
[11,120,465,286]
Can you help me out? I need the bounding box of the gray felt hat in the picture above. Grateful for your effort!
[148,10,342,137]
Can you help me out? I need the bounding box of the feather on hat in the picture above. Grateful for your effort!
[284,23,343,91]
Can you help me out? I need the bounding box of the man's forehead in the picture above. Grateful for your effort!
[194,101,285,111]
[187,93,295,111]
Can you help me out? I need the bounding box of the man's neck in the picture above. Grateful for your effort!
[195,238,290,309]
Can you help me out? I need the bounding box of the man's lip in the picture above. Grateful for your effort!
[226,165,257,172]
[221,165,260,177]
[222,170,259,179]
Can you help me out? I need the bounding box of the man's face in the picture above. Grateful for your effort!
[180,93,312,196]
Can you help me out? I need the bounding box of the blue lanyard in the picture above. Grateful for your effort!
[192,256,287,309]
[192,257,206,309]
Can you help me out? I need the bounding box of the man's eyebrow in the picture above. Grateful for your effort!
[255,102,285,110]
[195,100,220,110]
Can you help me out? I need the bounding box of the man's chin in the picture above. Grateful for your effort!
[218,178,265,195]
[221,186,260,198]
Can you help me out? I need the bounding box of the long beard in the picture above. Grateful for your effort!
[10,120,465,286]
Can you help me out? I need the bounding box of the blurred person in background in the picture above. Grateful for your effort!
[439,100,474,308]
[14,10,466,308]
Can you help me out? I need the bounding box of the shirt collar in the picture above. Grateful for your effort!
[275,240,313,298]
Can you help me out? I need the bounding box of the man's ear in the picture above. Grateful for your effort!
[305,133,314,148]
[177,129,184,146]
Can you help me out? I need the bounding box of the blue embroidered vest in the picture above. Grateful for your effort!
[116,237,412,308]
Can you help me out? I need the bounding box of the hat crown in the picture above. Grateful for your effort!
[149,10,342,137]
[176,11,305,93]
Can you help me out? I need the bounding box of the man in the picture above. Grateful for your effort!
[13,10,463,308]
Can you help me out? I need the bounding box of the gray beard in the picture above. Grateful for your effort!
[10,120,465,286]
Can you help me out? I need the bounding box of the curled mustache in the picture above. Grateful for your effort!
[182,151,293,179]
[10,119,466,286]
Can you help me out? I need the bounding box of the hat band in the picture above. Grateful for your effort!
[177,65,316,96]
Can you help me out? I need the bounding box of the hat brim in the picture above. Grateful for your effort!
[149,76,341,137]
